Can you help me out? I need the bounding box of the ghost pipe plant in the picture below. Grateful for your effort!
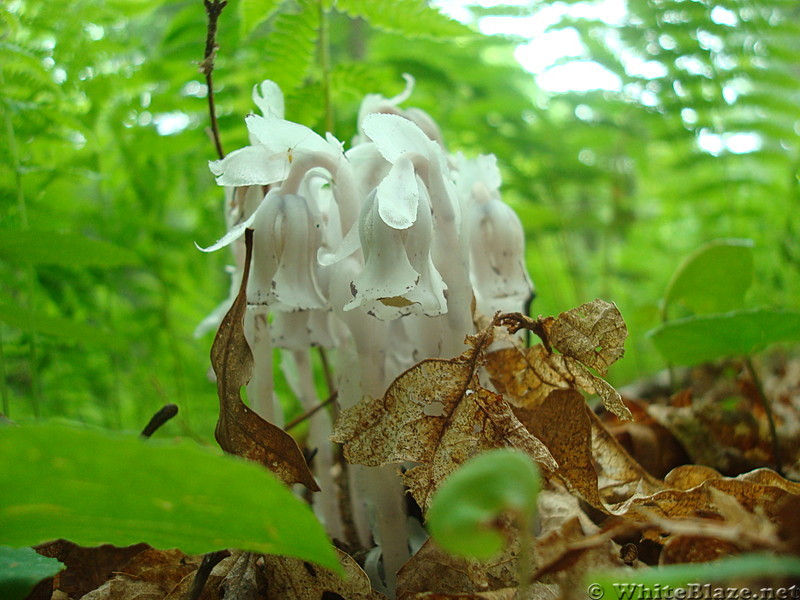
[198,76,535,594]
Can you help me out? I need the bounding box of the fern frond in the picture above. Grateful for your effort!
[239,0,284,38]
[261,1,320,96]
[335,0,474,40]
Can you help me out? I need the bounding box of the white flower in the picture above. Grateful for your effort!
[355,74,444,147]
[344,185,447,320]
[248,190,327,311]
[209,79,343,189]
[460,154,534,315]
[360,112,438,230]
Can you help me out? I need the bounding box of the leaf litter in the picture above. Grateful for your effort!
[31,298,800,599]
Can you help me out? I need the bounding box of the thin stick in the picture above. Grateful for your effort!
[186,550,229,600]
[285,391,337,431]
[202,0,227,160]
[745,356,783,476]
[140,404,179,438]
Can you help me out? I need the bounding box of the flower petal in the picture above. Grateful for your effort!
[246,115,332,156]
[195,210,258,253]
[376,156,419,230]
[252,80,284,119]
[362,113,432,163]
[209,145,287,187]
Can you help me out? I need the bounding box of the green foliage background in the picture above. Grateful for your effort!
[2,0,798,439]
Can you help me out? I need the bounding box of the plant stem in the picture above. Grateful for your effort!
[285,391,337,431]
[319,0,334,134]
[516,511,534,600]
[203,0,227,160]
[745,356,783,476]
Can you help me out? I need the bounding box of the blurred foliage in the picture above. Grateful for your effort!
[1,0,798,438]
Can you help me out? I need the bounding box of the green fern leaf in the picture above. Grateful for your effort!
[335,0,474,40]
[239,0,284,38]
[261,2,320,96]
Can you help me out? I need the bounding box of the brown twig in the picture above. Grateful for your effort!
[186,549,229,600]
[285,391,338,431]
[140,404,179,438]
[202,0,227,160]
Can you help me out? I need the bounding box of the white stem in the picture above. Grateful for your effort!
[284,349,345,541]
[279,152,361,236]
[243,306,282,425]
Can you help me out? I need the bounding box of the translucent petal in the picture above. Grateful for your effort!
[245,115,332,156]
[361,113,432,163]
[468,199,534,316]
[209,145,287,187]
[376,156,419,230]
[252,80,284,119]
[196,210,258,253]
[345,199,419,316]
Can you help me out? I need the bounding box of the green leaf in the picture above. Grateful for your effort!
[0,301,119,347]
[0,231,140,268]
[239,0,283,38]
[426,448,540,560]
[0,546,64,600]
[585,553,800,599]
[662,238,755,319]
[261,3,320,96]
[647,308,800,366]
[0,422,342,575]
[335,0,474,40]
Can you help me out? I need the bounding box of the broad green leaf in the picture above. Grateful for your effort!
[0,422,342,575]
[239,0,283,38]
[0,546,64,600]
[662,238,754,319]
[0,231,139,268]
[586,553,800,599]
[426,449,540,560]
[335,0,474,40]
[648,308,800,366]
[0,301,118,347]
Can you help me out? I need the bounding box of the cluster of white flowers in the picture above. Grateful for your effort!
[198,75,533,593]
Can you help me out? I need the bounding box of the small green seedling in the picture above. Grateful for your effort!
[426,448,540,560]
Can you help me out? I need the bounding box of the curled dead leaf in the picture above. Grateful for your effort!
[542,299,627,376]
[211,228,318,491]
[486,344,630,421]
[332,328,556,511]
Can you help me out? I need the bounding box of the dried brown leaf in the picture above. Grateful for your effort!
[211,228,318,490]
[543,299,627,376]
[219,552,263,600]
[164,553,240,600]
[80,578,165,600]
[261,548,385,599]
[513,389,604,508]
[411,588,558,600]
[33,541,150,600]
[486,344,631,421]
[396,538,517,600]
[586,407,663,505]
[663,464,722,490]
[659,535,740,564]
[332,329,556,511]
